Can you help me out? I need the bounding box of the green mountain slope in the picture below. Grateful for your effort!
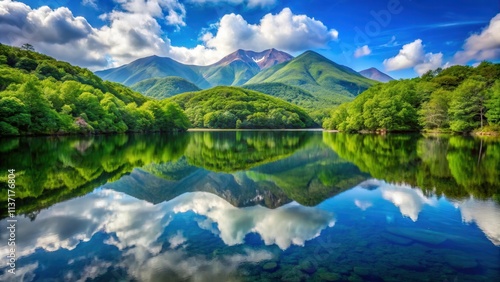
[242,82,320,110]
[0,43,189,136]
[169,86,318,129]
[246,51,377,105]
[130,76,201,99]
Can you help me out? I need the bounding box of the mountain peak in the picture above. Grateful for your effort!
[213,49,293,70]
[359,67,394,82]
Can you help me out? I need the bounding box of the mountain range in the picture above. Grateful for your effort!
[95,49,293,88]
[95,49,391,111]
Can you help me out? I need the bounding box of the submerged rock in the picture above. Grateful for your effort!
[299,260,317,274]
[262,262,278,272]
[386,227,448,245]
[318,271,341,281]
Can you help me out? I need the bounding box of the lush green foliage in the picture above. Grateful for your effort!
[169,86,317,129]
[323,132,500,199]
[0,133,189,218]
[0,44,189,135]
[324,62,500,133]
[246,51,376,106]
[130,76,200,99]
[184,131,311,172]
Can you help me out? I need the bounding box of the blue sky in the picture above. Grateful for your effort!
[0,0,499,78]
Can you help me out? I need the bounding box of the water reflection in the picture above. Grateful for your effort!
[0,131,499,281]
[457,199,500,246]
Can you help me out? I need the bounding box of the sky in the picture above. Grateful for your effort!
[0,0,499,78]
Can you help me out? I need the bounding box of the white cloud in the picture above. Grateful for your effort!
[383,39,443,75]
[354,45,371,58]
[379,182,437,222]
[170,192,335,250]
[0,2,339,69]
[188,0,276,8]
[354,199,372,211]
[168,231,187,248]
[82,0,98,9]
[454,13,500,64]
[457,198,500,246]
[204,8,338,56]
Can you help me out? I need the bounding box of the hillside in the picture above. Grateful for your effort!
[130,76,200,99]
[246,51,377,105]
[95,49,293,88]
[324,62,500,133]
[242,82,320,110]
[359,67,394,82]
[0,43,189,136]
[169,86,317,129]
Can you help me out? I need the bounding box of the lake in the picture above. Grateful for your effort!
[0,131,499,282]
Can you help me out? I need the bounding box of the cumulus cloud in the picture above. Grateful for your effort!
[383,39,443,75]
[204,8,338,56]
[0,1,338,69]
[454,13,500,64]
[170,192,335,250]
[379,182,437,222]
[354,45,371,58]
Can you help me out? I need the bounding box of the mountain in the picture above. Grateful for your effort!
[245,51,377,105]
[130,76,201,99]
[359,67,394,82]
[94,55,209,87]
[95,49,293,88]
[201,49,293,86]
[168,86,317,129]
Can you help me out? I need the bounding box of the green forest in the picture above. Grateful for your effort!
[169,86,317,129]
[0,44,189,136]
[324,62,500,133]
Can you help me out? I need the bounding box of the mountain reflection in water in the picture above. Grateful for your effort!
[0,131,499,281]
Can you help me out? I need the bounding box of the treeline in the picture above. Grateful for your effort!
[0,44,189,136]
[170,86,318,129]
[323,62,500,133]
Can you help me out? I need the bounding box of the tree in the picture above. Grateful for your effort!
[486,81,500,125]
[418,89,451,129]
[21,43,35,51]
[449,77,487,132]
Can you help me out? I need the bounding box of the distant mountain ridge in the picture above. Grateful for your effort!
[95,49,293,88]
[359,67,394,82]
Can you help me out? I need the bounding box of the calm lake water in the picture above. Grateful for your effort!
[0,131,499,282]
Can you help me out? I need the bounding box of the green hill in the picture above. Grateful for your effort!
[130,76,201,99]
[169,86,318,129]
[246,51,377,105]
[0,43,189,136]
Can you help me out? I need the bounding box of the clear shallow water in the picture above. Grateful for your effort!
[0,131,499,281]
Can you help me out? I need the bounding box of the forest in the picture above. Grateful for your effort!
[323,62,500,133]
[0,44,189,136]
[169,86,317,129]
